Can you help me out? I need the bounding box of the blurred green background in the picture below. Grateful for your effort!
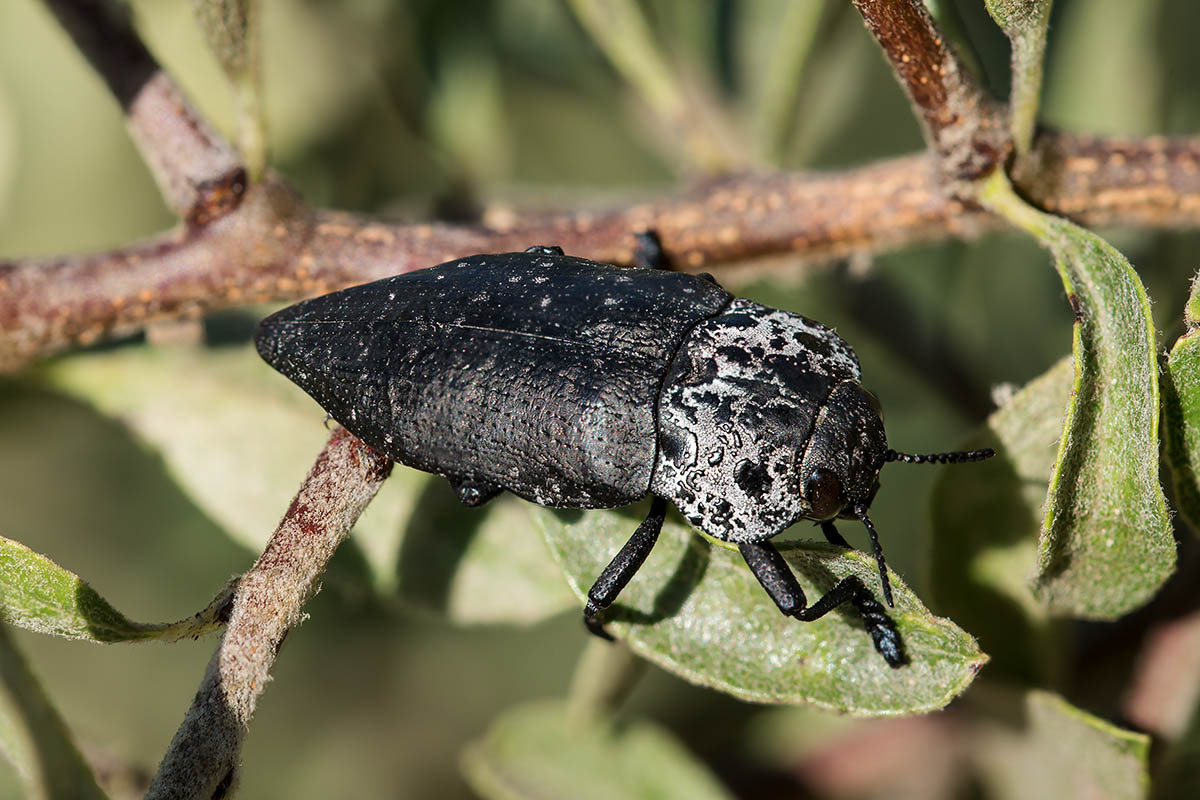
[1,0,1198,797]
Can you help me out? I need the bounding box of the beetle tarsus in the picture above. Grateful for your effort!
[582,496,668,634]
[850,587,907,667]
[583,602,616,641]
[739,540,906,668]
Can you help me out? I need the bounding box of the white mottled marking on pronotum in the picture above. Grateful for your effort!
[651,299,861,543]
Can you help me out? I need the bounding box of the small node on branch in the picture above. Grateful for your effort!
[46,0,246,223]
[852,0,1010,185]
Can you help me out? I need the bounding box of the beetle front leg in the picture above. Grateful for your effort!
[820,520,851,548]
[738,540,907,668]
[584,496,669,638]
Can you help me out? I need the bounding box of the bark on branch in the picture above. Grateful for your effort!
[5,131,1200,373]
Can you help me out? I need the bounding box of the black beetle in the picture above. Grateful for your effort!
[255,238,992,667]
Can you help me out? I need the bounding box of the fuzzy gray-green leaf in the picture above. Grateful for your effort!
[985,0,1052,159]
[187,0,265,175]
[971,688,1149,800]
[1163,271,1200,534]
[981,172,1174,618]
[0,535,225,642]
[931,356,1071,684]
[461,700,734,800]
[537,506,984,715]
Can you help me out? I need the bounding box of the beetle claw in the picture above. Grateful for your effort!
[583,605,616,641]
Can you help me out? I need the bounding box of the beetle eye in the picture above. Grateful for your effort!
[803,468,844,520]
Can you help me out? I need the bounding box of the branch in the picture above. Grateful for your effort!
[145,428,392,800]
[44,0,246,223]
[852,0,1009,181]
[1022,133,1200,226]
[5,131,1200,373]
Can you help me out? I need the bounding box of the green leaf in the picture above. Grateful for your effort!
[396,491,575,626]
[461,700,734,800]
[970,688,1149,800]
[985,0,1052,159]
[536,506,985,714]
[0,535,225,642]
[980,172,1174,618]
[1163,271,1200,533]
[0,626,109,800]
[43,346,346,553]
[930,356,1071,684]
[41,345,573,624]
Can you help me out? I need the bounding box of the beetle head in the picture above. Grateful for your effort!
[797,380,887,522]
[801,380,995,606]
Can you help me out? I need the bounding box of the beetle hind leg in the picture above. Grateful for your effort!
[448,478,503,507]
[583,496,669,638]
[738,540,907,668]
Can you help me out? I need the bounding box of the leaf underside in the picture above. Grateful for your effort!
[462,700,735,800]
[981,173,1175,619]
[931,357,1072,685]
[1163,272,1200,534]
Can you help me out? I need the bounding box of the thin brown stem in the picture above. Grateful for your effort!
[852,0,1009,181]
[145,427,393,800]
[43,0,246,223]
[5,132,1200,373]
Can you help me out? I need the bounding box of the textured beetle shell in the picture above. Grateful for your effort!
[255,253,731,507]
[651,299,863,543]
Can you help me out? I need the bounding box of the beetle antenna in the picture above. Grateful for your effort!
[885,448,995,465]
[854,504,893,608]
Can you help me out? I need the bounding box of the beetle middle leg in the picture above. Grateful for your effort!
[584,496,669,638]
[635,230,720,287]
[448,478,503,507]
[738,540,907,668]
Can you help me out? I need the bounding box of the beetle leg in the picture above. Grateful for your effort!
[820,520,851,548]
[524,245,565,256]
[448,479,502,507]
[633,231,670,271]
[738,540,907,668]
[584,496,669,638]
